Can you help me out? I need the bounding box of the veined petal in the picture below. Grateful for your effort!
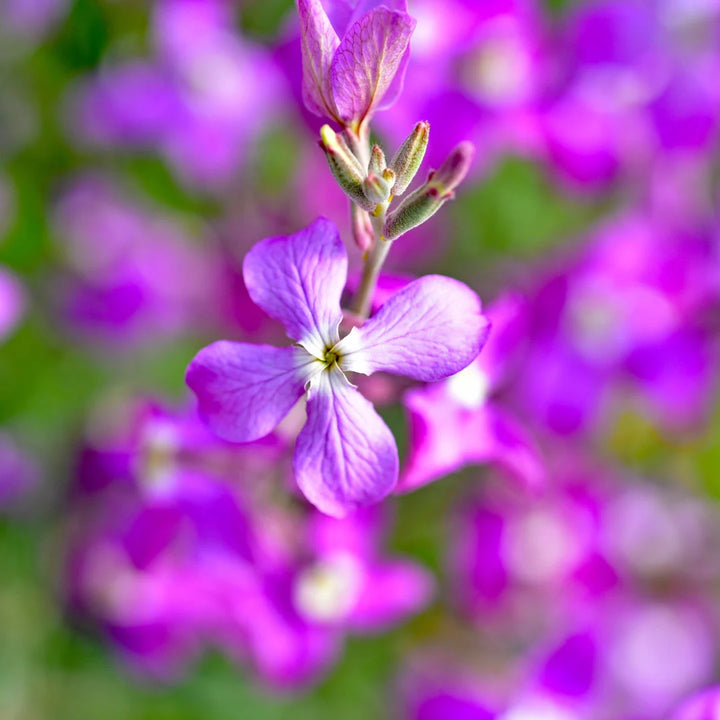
[243,218,347,357]
[330,8,416,126]
[186,341,311,443]
[294,368,398,517]
[298,0,340,120]
[337,275,490,382]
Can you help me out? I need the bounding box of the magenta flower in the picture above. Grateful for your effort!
[187,217,489,517]
[672,688,720,720]
[400,294,545,493]
[298,0,416,130]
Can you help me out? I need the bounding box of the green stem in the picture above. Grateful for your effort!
[350,223,392,319]
[346,120,393,320]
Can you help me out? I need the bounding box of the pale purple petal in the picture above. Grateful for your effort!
[330,8,416,125]
[298,0,340,120]
[186,341,310,443]
[294,368,398,517]
[243,217,347,357]
[337,275,490,382]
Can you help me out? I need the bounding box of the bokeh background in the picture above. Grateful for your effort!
[1,0,720,718]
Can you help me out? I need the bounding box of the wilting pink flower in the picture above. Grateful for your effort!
[298,0,416,130]
[187,217,489,516]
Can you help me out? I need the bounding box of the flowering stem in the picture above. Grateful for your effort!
[351,220,392,319]
[347,121,392,320]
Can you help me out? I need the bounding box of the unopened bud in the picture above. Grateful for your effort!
[389,121,430,196]
[362,171,394,205]
[383,141,475,240]
[368,144,387,177]
[430,141,474,194]
[383,185,444,240]
[319,125,375,212]
[352,203,375,252]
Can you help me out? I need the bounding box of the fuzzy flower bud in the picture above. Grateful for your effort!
[363,170,395,205]
[368,144,387,177]
[430,141,474,194]
[389,121,430,196]
[319,124,375,211]
[383,141,474,240]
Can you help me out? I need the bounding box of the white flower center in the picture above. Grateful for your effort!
[446,363,490,409]
[293,553,363,623]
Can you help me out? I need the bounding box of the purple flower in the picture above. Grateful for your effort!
[298,0,416,130]
[400,294,545,493]
[187,217,489,517]
[672,688,720,720]
[298,507,434,630]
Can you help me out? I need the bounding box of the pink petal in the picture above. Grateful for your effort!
[298,0,340,120]
[186,341,311,443]
[348,559,434,631]
[337,275,490,382]
[294,368,398,517]
[330,8,416,125]
[399,390,544,493]
[243,217,347,357]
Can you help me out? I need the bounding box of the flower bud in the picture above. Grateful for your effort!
[383,185,444,240]
[389,121,430,196]
[362,170,395,205]
[383,141,475,240]
[429,141,474,194]
[319,125,376,212]
[352,203,375,252]
[368,144,387,177]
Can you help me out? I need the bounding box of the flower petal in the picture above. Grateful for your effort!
[243,217,347,357]
[348,559,434,631]
[186,341,310,443]
[337,275,490,382]
[294,368,398,517]
[298,0,340,120]
[330,8,416,125]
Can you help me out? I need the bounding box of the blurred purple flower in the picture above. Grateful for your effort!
[54,176,233,346]
[298,0,416,130]
[69,0,285,188]
[516,212,719,435]
[400,293,544,492]
[187,217,489,516]
[70,397,432,687]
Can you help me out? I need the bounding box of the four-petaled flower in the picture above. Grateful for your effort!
[298,0,416,131]
[187,217,489,517]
